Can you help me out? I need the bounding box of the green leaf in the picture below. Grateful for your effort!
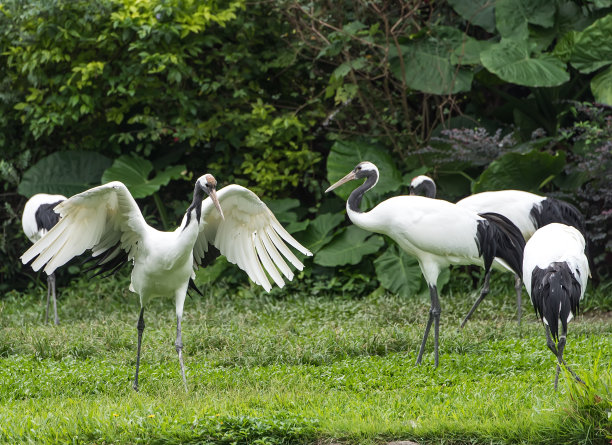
[448,0,496,32]
[18,151,112,198]
[480,40,569,87]
[374,245,423,297]
[326,140,402,206]
[472,150,566,193]
[332,58,367,79]
[295,213,345,254]
[555,15,612,73]
[452,38,494,66]
[314,226,383,267]
[591,65,612,106]
[390,29,474,94]
[101,155,185,198]
[495,0,555,39]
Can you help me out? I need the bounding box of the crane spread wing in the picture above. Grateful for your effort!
[21,182,148,275]
[193,184,312,292]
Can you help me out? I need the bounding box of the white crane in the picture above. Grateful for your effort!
[326,162,525,367]
[22,193,67,325]
[523,223,588,389]
[409,175,588,326]
[22,175,312,391]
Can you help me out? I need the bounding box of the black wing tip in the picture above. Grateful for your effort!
[82,243,129,279]
[188,277,203,297]
[476,212,526,276]
[530,262,581,340]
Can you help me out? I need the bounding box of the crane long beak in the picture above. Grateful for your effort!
[325,171,357,193]
[209,188,225,220]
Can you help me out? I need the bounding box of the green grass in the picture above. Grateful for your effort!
[0,271,610,444]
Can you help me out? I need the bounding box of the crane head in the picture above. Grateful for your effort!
[409,175,436,198]
[197,174,224,220]
[325,161,378,193]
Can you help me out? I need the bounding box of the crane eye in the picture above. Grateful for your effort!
[356,166,362,171]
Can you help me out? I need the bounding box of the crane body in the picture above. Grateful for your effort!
[22,193,67,325]
[22,177,311,391]
[523,223,588,389]
[328,162,524,367]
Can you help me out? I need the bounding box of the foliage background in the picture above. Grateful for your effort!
[1,0,611,295]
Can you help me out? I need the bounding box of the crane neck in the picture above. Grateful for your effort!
[183,184,204,230]
[347,172,378,213]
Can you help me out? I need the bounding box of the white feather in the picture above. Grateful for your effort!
[195,184,312,289]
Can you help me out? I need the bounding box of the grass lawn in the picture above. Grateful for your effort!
[0,270,610,444]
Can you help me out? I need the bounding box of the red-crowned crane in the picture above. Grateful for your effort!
[22,193,67,325]
[523,223,588,389]
[326,162,525,367]
[22,175,312,391]
[409,175,588,327]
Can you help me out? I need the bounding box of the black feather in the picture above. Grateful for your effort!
[187,277,203,298]
[530,197,586,236]
[82,243,129,279]
[475,212,526,276]
[530,262,581,341]
[35,200,64,231]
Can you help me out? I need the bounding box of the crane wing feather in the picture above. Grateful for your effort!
[195,184,312,292]
[21,182,148,275]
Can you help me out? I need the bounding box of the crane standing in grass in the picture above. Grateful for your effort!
[22,193,67,325]
[409,175,588,326]
[523,223,588,389]
[22,175,312,391]
[327,162,525,367]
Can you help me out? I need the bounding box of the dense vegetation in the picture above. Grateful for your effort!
[1,0,611,295]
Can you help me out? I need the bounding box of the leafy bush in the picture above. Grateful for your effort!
[2,0,611,297]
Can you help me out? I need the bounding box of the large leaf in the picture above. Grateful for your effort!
[374,245,423,297]
[591,65,612,106]
[472,150,566,193]
[18,151,112,198]
[495,0,555,39]
[554,15,612,74]
[314,226,384,267]
[448,0,495,33]
[480,40,569,87]
[294,213,344,254]
[326,140,402,206]
[101,155,185,198]
[390,28,474,95]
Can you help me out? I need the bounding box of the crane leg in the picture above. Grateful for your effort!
[45,274,52,325]
[514,274,522,329]
[416,285,441,367]
[50,272,59,325]
[461,270,491,328]
[175,315,188,392]
[133,307,145,392]
[545,324,584,390]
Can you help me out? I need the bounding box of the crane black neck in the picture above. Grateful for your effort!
[348,172,378,213]
[184,184,204,229]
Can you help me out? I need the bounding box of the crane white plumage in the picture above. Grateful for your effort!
[21,175,312,391]
[409,175,588,326]
[523,223,588,389]
[327,162,525,367]
[22,193,67,325]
